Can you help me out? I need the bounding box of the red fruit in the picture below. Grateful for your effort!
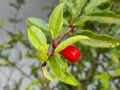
[53,44,81,62]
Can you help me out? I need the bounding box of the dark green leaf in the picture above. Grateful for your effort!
[48,3,64,39]
[79,30,120,48]
[9,3,19,9]
[54,35,89,54]
[26,17,48,33]
[9,18,21,23]
[48,54,78,86]
[28,26,47,50]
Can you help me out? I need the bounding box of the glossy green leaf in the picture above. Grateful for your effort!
[74,14,120,26]
[84,0,108,14]
[48,54,78,86]
[28,26,47,50]
[43,67,54,82]
[71,0,86,19]
[48,3,64,39]
[54,35,89,54]
[36,44,49,62]
[79,30,120,48]
[114,68,120,77]
[27,17,48,33]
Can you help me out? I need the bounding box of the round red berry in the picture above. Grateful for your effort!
[53,44,81,62]
[60,45,80,62]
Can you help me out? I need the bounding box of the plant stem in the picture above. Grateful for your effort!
[41,22,75,67]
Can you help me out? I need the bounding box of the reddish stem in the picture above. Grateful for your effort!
[41,22,75,67]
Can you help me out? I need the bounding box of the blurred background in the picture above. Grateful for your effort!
[0,0,58,90]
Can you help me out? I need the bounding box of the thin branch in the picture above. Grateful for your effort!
[41,22,75,67]
[82,51,99,90]
[9,61,34,81]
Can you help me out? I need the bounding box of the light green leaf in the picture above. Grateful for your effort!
[48,3,64,39]
[110,49,119,65]
[57,54,68,71]
[88,15,120,23]
[71,0,86,19]
[26,80,43,90]
[74,14,120,26]
[36,44,49,62]
[114,68,120,77]
[95,73,110,80]
[95,72,110,88]
[84,0,108,14]
[101,79,109,88]
[27,17,48,33]
[74,16,90,26]
[79,30,120,48]
[54,35,89,54]
[48,54,78,86]
[43,67,54,82]
[28,26,47,50]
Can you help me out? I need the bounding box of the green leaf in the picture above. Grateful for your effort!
[71,0,86,19]
[26,80,43,90]
[35,44,49,62]
[74,16,90,26]
[43,66,54,82]
[95,73,110,80]
[0,19,5,28]
[26,17,48,33]
[114,68,120,77]
[60,0,73,12]
[54,35,89,54]
[48,3,64,39]
[101,79,109,88]
[74,14,120,26]
[9,18,21,23]
[48,54,78,86]
[28,26,47,50]
[79,30,120,48]
[95,73,110,88]
[88,15,120,23]
[84,0,108,14]
[110,49,119,65]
